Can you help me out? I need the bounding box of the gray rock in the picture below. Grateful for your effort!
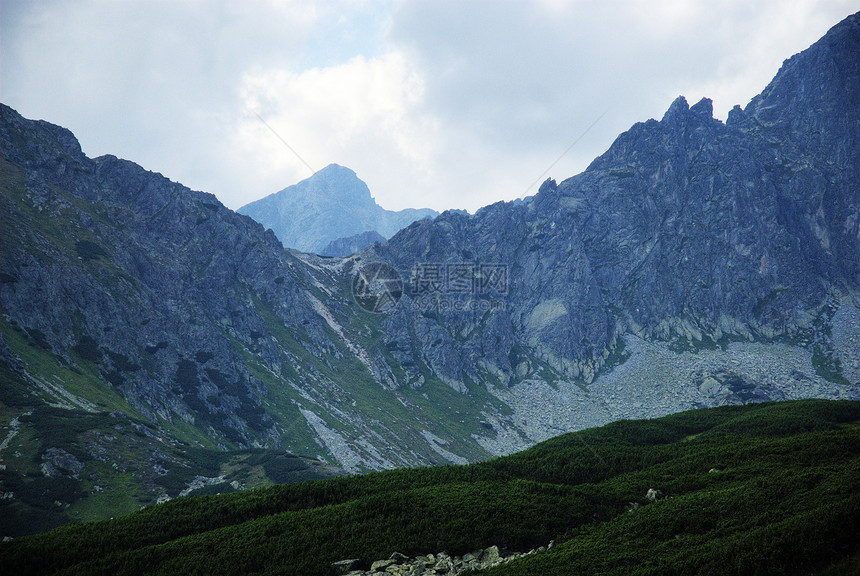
[332,559,361,574]
[321,230,387,257]
[367,12,860,393]
[41,448,84,479]
[370,559,396,571]
[460,550,482,563]
[480,545,501,566]
[646,488,664,502]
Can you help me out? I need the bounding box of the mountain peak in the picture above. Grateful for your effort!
[310,163,362,189]
[317,162,355,175]
[689,97,714,119]
[288,163,372,204]
[661,95,690,122]
[740,10,859,133]
[238,165,437,253]
[659,95,715,124]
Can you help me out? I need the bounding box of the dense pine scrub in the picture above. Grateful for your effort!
[2,399,859,575]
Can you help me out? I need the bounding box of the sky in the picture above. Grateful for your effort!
[1,1,856,213]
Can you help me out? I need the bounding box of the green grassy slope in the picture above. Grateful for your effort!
[2,399,858,576]
[0,351,341,538]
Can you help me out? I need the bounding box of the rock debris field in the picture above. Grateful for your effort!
[332,544,552,575]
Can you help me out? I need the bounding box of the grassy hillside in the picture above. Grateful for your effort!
[0,353,341,538]
[2,399,859,575]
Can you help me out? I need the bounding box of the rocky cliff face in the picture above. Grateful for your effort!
[369,12,860,389]
[1,12,858,534]
[1,110,320,442]
[237,164,438,254]
[320,230,387,258]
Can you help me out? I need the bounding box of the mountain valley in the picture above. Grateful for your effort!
[0,11,858,542]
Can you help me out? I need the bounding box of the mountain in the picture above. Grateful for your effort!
[0,110,360,534]
[364,11,859,402]
[320,230,386,258]
[3,399,859,575]
[1,12,859,537]
[237,164,438,253]
[0,106,485,536]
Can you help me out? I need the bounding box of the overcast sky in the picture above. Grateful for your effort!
[2,1,855,213]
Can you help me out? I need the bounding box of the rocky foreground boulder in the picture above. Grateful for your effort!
[332,544,553,575]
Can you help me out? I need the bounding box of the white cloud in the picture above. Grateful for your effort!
[383,0,858,208]
[1,0,320,205]
[234,52,441,209]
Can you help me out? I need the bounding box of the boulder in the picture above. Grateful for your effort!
[331,558,361,574]
[481,545,501,566]
[461,550,482,563]
[645,488,664,501]
[370,559,396,571]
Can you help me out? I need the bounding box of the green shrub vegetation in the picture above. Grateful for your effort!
[1,399,859,575]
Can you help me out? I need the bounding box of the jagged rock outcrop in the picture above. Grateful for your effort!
[321,230,387,257]
[238,164,437,253]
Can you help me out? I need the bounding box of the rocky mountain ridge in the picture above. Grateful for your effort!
[321,230,387,258]
[367,12,859,389]
[238,164,438,254]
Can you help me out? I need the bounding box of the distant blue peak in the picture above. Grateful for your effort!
[316,163,355,177]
